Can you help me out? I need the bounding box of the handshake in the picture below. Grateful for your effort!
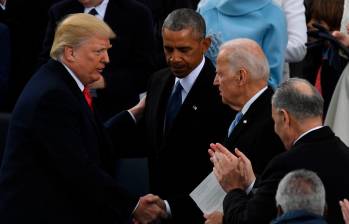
[132,194,168,224]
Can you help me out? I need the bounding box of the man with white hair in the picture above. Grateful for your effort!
[208,78,349,224]
[272,169,327,224]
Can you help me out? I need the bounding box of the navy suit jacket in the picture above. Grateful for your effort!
[40,0,155,120]
[0,23,10,108]
[223,127,349,224]
[224,87,284,175]
[0,60,137,224]
[1,0,56,111]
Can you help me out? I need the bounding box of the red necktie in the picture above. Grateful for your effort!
[83,87,93,111]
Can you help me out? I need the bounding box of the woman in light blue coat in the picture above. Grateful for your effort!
[198,0,288,88]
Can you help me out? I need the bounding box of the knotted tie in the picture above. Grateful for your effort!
[165,81,183,132]
[227,111,243,137]
[88,8,98,16]
[83,87,93,111]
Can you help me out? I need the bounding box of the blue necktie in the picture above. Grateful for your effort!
[165,81,183,132]
[227,111,243,137]
[88,8,98,16]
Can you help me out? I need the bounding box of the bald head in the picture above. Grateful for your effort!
[272,78,324,121]
[218,38,269,82]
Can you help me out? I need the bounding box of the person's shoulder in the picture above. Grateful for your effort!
[261,0,286,20]
[49,0,80,14]
[197,0,217,14]
[109,0,150,13]
[150,67,171,81]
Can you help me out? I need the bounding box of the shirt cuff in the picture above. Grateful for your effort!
[164,200,172,217]
[132,200,140,214]
[245,179,255,194]
[127,110,137,123]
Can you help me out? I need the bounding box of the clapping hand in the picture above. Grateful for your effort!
[208,143,255,192]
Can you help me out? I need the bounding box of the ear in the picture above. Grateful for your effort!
[64,46,75,63]
[280,109,290,127]
[201,37,211,53]
[237,68,248,86]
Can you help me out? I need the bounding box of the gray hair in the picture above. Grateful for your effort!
[276,169,326,216]
[272,78,323,121]
[162,8,206,39]
[219,38,269,81]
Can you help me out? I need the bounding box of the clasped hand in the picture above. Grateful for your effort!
[133,194,167,224]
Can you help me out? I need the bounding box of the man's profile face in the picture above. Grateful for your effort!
[214,51,242,110]
[162,27,209,78]
[69,36,111,86]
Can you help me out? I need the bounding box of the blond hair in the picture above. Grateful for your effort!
[50,13,116,60]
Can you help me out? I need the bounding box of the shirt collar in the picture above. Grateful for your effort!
[240,86,268,115]
[84,0,109,20]
[0,3,5,10]
[293,126,324,145]
[175,56,205,96]
[61,62,84,92]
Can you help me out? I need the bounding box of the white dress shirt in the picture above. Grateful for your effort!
[172,56,205,103]
[84,0,109,20]
[61,62,84,92]
[0,1,6,10]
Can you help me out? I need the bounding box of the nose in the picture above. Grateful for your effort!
[102,51,110,64]
[213,73,219,86]
[169,50,182,63]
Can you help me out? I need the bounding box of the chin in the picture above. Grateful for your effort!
[172,70,188,78]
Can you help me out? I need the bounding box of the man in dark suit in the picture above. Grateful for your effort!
[40,0,155,121]
[107,8,232,223]
[213,38,284,176]
[0,13,164,224]
[207,78,349,224]
[0,22,10,109]
[1,0,57,112]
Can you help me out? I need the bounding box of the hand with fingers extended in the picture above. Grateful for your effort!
[208,143,255,192]
[132,194,167,224]
[340,198,349,224]
[234,148,256,189]
[204,211,223,224]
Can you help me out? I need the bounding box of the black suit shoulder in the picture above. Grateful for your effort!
[223,127,349,224]
[0,60,137,223]
[225,87,284,175]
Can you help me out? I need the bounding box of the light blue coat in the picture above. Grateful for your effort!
[198,0,288,88]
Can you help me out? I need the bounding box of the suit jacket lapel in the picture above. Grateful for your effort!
[226,87,273,146]
[51,60,100,133]
[164,59,214,137]
[147,71,174,147]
